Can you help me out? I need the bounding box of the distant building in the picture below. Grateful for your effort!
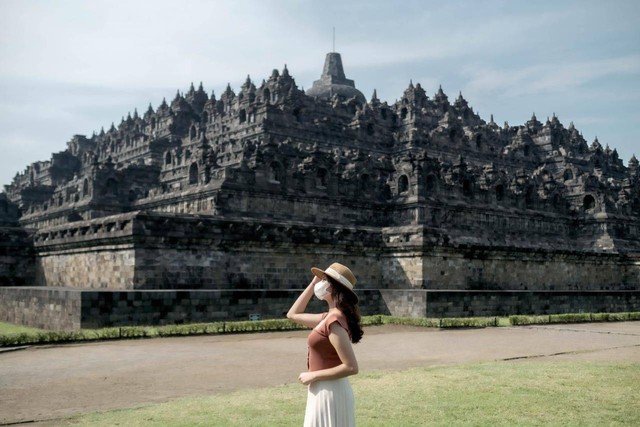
[1,52,639,329]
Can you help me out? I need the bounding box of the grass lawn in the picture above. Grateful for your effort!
[0,321,42,335]
[54,360,639,427]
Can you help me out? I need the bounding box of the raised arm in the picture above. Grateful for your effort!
[286,275,324,328]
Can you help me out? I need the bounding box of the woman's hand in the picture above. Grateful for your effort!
[310,275,322,286]
[298,371,317,385]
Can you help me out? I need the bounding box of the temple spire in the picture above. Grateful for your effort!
[332,27,335,53]
[306,52,365,103]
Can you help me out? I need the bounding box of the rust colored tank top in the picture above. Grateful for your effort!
[307,311,350,372]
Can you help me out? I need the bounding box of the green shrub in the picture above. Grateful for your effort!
[380,316,440,328]
[221,319,304,334]
[361,315,384,326]
[628,312,640,321]
[155,323,225,337]
[549,313,592,324]
[117,326,153,338]
[29,330,84,344]
[0,332,31,346]
[439,317,497,328]
[591,312,627,322]
[1,311,639,347]
[95,328,129,340]
[509,315,551,326]
[257,319,306,331]
[595,312,640,322]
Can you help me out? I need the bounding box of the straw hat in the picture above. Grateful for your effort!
[311,262,358,301]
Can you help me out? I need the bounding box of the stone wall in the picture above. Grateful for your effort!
[0,287,386,330]
[28,212,640,293]
[0,287,82,330]
[381,289,640,318]
[31,212,388,290]
[0,226,35,286]
[9,210,639,331]
[79,288,386,328]
[33,213,136,288]
[133,246,384,290]
[36,246,136,288]
[2,287,638,330]
[0,194,35,286]
[380,289,427,317]
[426,290,640,317]
[421,248,640,291]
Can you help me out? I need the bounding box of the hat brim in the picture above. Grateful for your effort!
[310,266,359,302]
[311,267,325,279]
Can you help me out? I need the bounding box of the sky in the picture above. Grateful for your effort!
[0,0,639,189]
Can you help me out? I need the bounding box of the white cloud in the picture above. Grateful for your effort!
[0,1,318,89]
[1,0,640,185]
[463,54,640,98]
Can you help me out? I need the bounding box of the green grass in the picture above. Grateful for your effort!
[0,321,43,335]
[50,360,639,426]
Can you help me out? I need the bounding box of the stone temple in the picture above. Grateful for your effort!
[1,52,639,330]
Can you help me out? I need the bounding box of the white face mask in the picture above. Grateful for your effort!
[314,279,330,301]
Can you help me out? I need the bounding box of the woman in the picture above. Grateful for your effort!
[287,262,364,427]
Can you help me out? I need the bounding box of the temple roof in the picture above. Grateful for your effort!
[306,52,366,104]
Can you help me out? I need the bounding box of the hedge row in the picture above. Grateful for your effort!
[0,320,309,346]
[1,312,639,347]
[509,311,640,325]
[365,315,495,328]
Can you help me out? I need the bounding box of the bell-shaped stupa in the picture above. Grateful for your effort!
[306,52,365,104]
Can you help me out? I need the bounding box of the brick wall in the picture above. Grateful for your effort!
[26,212,640,293]
[36,247,136,288]
[1,287,637,331]
[0,287,385,330]
[0,287,81,330]
[422,248,639,291]
[380,289,640,318]
[0,226,35,286]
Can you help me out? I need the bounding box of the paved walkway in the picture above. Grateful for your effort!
[1,322,639,425]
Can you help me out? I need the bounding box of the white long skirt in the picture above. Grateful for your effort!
[304,377,355,427]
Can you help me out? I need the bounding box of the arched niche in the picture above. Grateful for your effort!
[104,178,118,196]
[316,168,328,189]
[426,175,436,192]
[525,186,535,208]
[398,175,409,195]
[189,163,199,185]
[462,179,472,197]
[583,194,596,211]
[495,184,505,201]
[268,161,283,183]
[360,173,371,194]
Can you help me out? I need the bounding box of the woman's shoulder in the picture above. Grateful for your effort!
[326,308,345,319]
[325,310,349,329]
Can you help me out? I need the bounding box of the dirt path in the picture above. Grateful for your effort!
[1,322,639,425]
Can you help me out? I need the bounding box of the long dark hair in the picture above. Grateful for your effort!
[327,275,364,344]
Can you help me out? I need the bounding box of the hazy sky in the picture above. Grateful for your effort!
[1,0,639,189]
